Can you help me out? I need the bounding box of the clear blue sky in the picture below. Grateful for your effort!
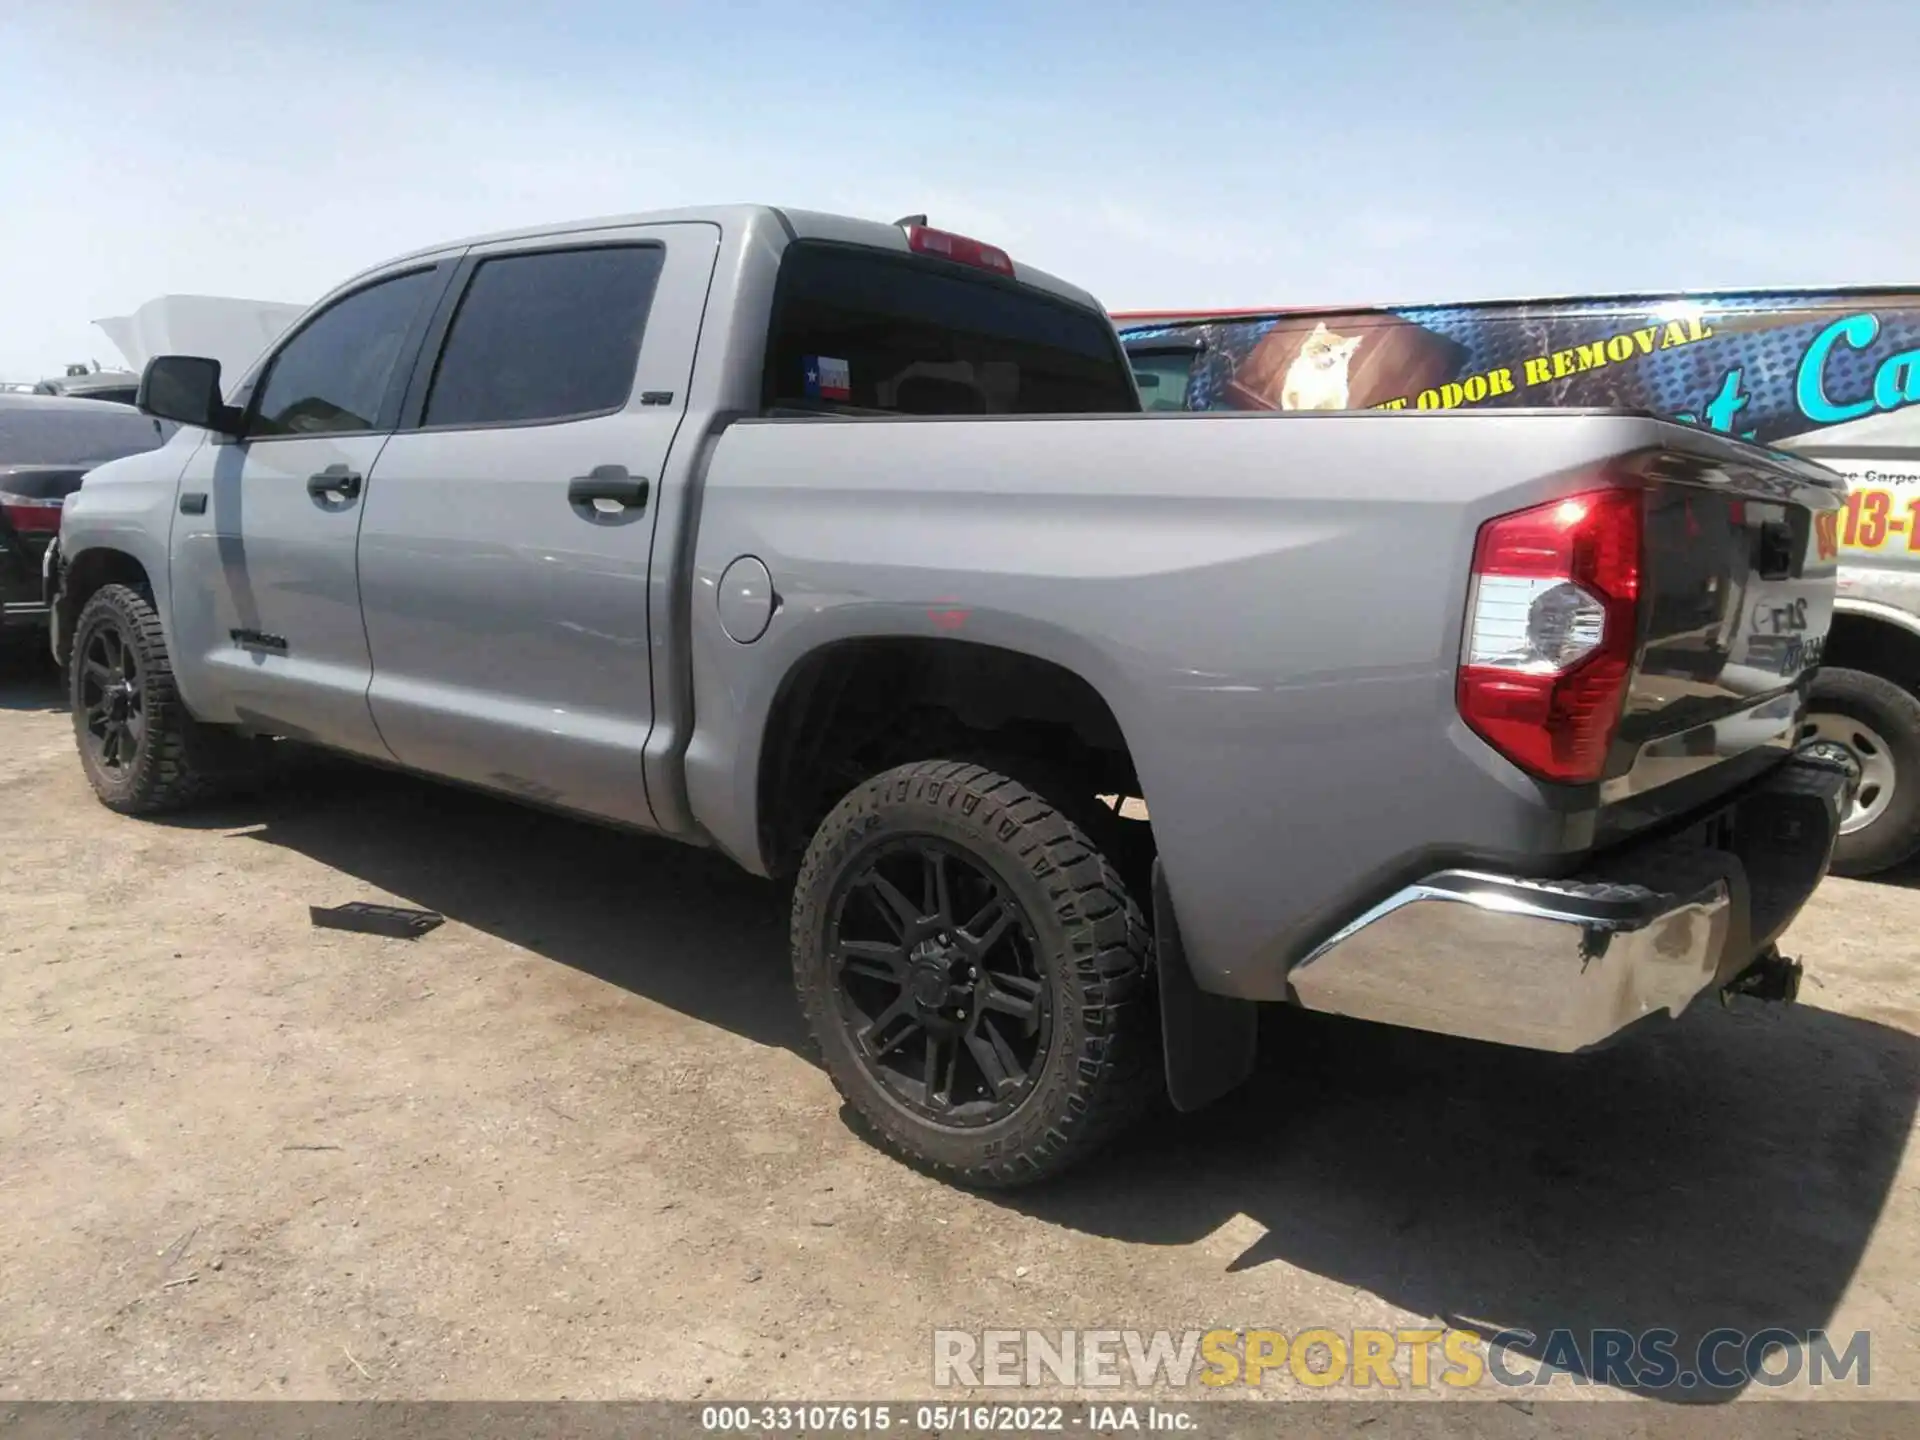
[3,0,1916,377]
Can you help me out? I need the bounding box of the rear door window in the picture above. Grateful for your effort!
[422,245,666,429]
[763,243,1137,416]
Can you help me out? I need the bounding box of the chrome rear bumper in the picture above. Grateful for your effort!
[1287,747,1855,1052]
[1289,870,1735,1051]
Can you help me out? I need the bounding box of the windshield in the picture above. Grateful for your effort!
[0,395,174,466]
[763,242,1138,416]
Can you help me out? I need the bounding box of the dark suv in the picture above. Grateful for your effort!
[1,393,172,642]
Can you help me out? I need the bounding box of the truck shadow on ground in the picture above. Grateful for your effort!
[1012,1001,1920,1403]
[1861,853,1920,891]
[0,653,63,711]
[149,757,1916,1405]
[199,757,806,1053]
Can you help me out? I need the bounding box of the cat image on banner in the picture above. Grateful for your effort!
[1281,322,1364,410]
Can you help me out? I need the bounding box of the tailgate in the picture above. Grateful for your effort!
[1601,430,1845,829]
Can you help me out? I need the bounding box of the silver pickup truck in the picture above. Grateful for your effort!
[48,206,1857,1187]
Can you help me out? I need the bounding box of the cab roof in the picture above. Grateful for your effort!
[365,204,1106,315]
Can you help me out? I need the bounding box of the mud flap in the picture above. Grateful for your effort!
[1153,859,1257,1112]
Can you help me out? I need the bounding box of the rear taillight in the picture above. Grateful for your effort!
[0,493,64,535]
[1457,487,1643,784]
[904,224,1016,278]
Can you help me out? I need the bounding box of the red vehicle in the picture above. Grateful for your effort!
[1,393,171,645]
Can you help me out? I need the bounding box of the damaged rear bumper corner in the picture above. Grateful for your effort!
[1284,747,1855,1053]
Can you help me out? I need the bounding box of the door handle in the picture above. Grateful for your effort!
[568,464,650,511]
[307,464,363,500]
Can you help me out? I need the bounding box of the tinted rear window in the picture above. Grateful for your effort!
[763,243,1138,416]
[0,397,173,466]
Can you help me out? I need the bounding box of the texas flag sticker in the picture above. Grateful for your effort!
[804,355,851,402]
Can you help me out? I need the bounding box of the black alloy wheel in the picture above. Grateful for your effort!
[76,614,146,774]
[69,582,245,814]
[792,760,1159,1187]
[828,836,1053,1126]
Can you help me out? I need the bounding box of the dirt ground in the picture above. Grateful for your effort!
[3,653,1918,1406]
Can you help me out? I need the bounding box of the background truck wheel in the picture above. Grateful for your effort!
[791,760,1159,1187]
[69,583,244,815]
[1800,666,1920,877]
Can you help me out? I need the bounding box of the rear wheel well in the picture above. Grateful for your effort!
[756,639,1150,879]
[56,549,153,666]
[1824,611,1920,695]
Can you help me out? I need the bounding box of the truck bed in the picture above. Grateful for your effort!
[681,405,1844,1001]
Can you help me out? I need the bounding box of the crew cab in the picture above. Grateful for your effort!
[50,206,1856,1186]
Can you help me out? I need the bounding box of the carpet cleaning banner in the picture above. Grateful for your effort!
[1129,292,1920,449]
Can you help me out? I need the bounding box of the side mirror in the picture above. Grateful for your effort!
[137,356,240,434]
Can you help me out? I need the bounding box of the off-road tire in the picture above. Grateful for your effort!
[69,583,241,814]
[791,760,1160,1187]
[1807,666,1920,877]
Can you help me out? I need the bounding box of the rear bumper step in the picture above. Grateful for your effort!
[1286,746,1856,1052]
